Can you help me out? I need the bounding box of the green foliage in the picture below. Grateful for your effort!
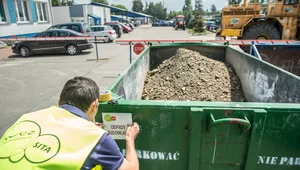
[51,0,60,6]
[168,11,183,19]
[132,0,144,13]
[194,17,205,32]
[185,12,192,26]
[144,2,167,20]
[52,0,74,6]
[111,4,127,10]
[194,0,203,17]
[92,0,109,5]
[187,18,196,29]
[210,4,217,15]
[182,0,192,16]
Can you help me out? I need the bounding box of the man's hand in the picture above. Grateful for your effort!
[94,122,105,129]
[126,122,140,142]
[119,122,140,170]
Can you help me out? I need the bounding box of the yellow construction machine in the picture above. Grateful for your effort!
[217,0,300,41]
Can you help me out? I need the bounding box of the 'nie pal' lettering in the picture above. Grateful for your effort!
[258,156,300,166]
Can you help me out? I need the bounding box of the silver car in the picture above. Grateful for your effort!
[90,26,117,43]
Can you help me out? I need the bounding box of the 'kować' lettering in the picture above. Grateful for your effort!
[122,149,180,161]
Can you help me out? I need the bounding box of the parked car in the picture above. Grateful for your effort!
[12,29,93,57]
[128,23,135,30]
[47,23,92,35]
[205,22,221,32]
[105,24,123,38]
[134,20,142,26]
[152,22,160,27]
[123,22,135,30]
[90,26,117,43]
[105,22,132,33]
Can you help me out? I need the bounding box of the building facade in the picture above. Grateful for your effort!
[52,4,111,26]
[0,0,53,37]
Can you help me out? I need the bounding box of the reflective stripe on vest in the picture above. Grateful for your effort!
[0,106,105,170]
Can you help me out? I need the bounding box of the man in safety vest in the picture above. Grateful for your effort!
[0,76,140,170]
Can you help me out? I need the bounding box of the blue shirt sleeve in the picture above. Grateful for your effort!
[81,133,124,170]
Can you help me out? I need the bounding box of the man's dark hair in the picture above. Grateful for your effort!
[60,77,99,112]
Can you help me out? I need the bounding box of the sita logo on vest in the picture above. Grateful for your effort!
[0,120,61,163]
[33,142,51,153]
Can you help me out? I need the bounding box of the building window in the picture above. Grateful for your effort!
[35,2,48,22]
[14,0,30,22]
[0,0,7,23]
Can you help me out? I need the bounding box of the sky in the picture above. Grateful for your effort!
[75,0,228,11]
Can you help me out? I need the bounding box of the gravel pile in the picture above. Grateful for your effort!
[142,48,246,102]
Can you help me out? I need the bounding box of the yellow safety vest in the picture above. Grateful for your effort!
[0,106,105,170]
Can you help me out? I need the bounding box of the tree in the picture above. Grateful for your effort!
[62,0,74,5]
[92,0,109,5]
[51,0,74,6]
[210,4,217,15]
[132,0,144,13]
[145,2,148,11]
[111,4,127,10]
[168,10,183,19]
[144,2,167,20]
[52,0,60,6]
[182,0,192,15]
[194,16,205,32]
[194,0,203,17]
[182,0,192,24]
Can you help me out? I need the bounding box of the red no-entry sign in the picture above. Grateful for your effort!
[133,43,145,55]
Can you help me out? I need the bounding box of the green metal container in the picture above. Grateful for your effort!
[96,43,300,170]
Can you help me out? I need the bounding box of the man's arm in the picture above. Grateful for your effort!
[118,122,140,170]
[86,123,140,170]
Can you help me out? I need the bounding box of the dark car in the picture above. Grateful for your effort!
[126,23,135,30]
[105,24,123,38]
[105,22,132,33]
[47,23,92,35]
[205,22,221,31]
[12,29,93,57]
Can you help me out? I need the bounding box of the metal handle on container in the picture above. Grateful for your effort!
[208,113,251,135]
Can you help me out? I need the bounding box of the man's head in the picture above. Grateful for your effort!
[59,77,99,121]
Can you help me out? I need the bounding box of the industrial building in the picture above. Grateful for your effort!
[52,4,111,26]
[0,0,53,37]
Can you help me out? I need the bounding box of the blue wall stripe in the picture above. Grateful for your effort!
[0,32,38,38]
[30,0,37,22]
[6,0,16,23]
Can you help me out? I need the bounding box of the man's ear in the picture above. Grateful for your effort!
[94,99,99,109]
[58,99,61,106]
[91,99,99,112]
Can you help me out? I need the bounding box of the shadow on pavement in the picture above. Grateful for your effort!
[8,51,92,59]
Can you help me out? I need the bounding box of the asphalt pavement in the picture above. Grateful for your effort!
[0,26,215,135]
